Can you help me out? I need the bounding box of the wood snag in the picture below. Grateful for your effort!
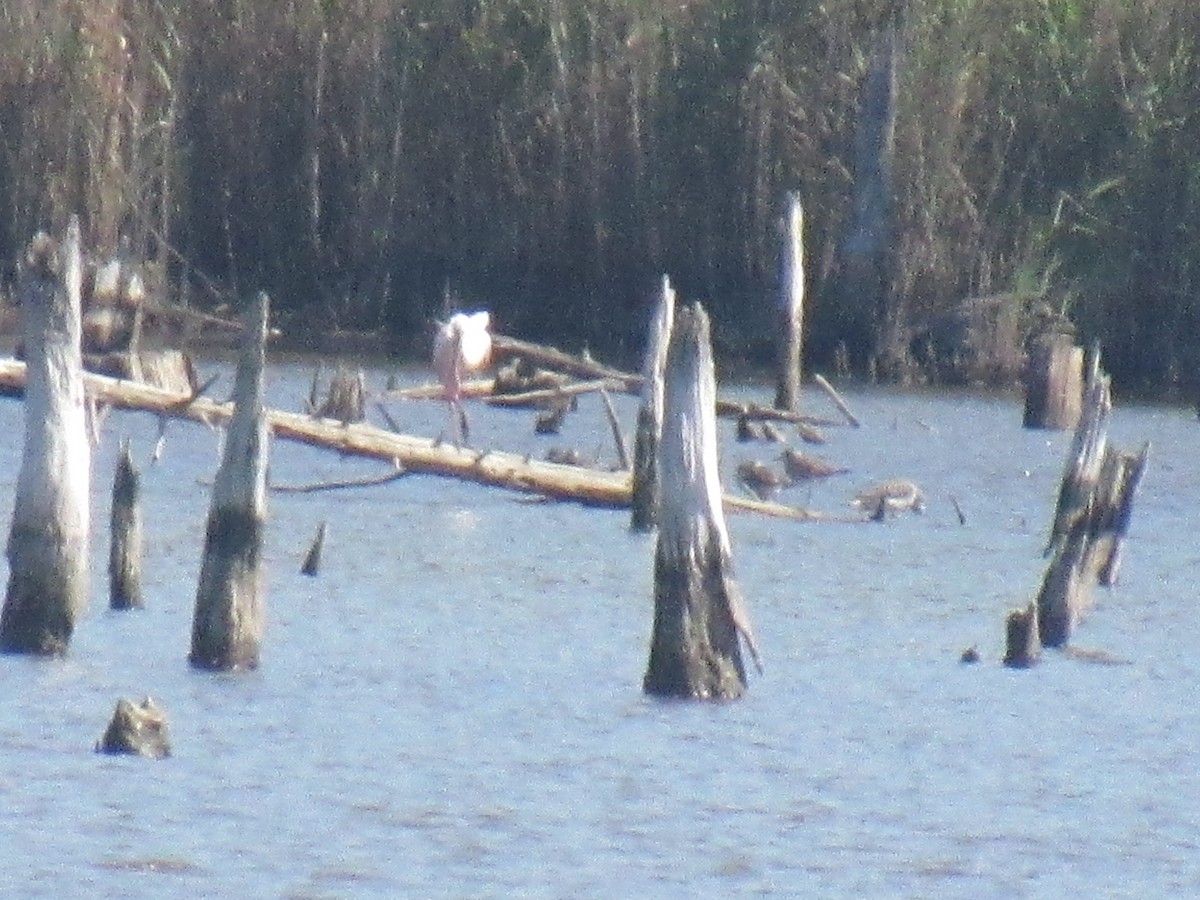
[644,304,761,700]
[190,293,270,670]
[0,219,90,654]
[109,440,144,609]
[774,192,806,412]
[630,275,675,531]
[96,697,171,759]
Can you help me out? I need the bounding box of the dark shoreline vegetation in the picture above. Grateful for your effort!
[1,1,1198,399]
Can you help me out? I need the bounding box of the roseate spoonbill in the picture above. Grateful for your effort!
[433,310,492,446]
[851,479,925,518]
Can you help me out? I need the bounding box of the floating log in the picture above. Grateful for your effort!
[95,697,171,759]
[631,275,675,531]
[109,441,144,610]
[1023,327,1083,429]
[774,192,806,412]
[0,220,90,655]
[190,293,270,671]
[644,304,761,700]
[301,522,326,577]
[1003,603,1040,668]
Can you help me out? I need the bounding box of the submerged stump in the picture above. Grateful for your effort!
[630,275,675,532]
[644,304,761,700]
[109,441,144,610]
[0,219,90,654]
[190,293,270,670]
[96,696,171,759]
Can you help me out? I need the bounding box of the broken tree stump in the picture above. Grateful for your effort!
[0,219,90,655]
[1003,603,1040,668]
[774,191,806,412]
[96,697,171,759]
[1023,326,1083,430]
[109,440,144,610]
[301,522,326,576]
[631,275,675,532]
[644,304,761,700]
[190,292,270,671]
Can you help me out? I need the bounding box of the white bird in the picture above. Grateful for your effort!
[432,311,492,446]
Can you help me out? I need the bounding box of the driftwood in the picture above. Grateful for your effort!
[109,441,144,610]
[190,293,270,671]
[774,192,806,412]
[644,304,761,700]
[96,697,171,759]
[0,220,91,654]
[491,334,642,392]
[812,374,861,428]
[1033,351,1149,647]
[631,275,675,531]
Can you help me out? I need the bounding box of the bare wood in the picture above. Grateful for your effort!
[1,219,90,654]
[1023,330,1083,430]
[272,466,407,494]
[190,292,270,671]
[812,373,862,427]
[301,522,326,576]
[109,440,144,610]
[1003,603,1040,668]
[484,378,626,407]
[599,389,631,471]
[774,192,806,412]
[491,333,642,392]
[645,303,760,700]
[631,276,675,530]
[95,696,170,759]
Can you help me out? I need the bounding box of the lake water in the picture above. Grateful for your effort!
[0,358,1196,899]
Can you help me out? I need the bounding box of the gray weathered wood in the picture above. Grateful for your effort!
[630,275,675,532]
[1003,603,1040,668]
[190,292,270,670]
[95,696,170,759]
[1023,330,1083,430]
[301,521,326,577]
[0,219,90,654]
[774,193,806,412]
[644,303,761,700]
[109,440,144,609]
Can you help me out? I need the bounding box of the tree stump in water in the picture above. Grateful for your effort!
[109,441,144,610]
[644,304,761,700]
[774,192,806,412]
[1003,603,1040,668]
[96,697,171,759]
[1023,328,1083,429]
[630,275,675,532]
[0,219,90,655]
[190,293,270,670]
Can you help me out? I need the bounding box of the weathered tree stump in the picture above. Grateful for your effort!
[1003,603,1040,668]
[190,293,270,670]
[301,521,326,577]
[644,304,761,700]
[109,440,144,610]
[0,219,90,655]
[1023,328,1083,429]
[631,275,675,532]
[96,697,171,759]
[774,192,806,412]
[1034,350,1148,647]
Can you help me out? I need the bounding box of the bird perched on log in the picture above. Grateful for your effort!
[736,460,790,501]
[852,479,925,518]
[433,310,492,446]
[780,448,849,482]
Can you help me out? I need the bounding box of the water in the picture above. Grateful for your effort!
[1,361,1197,899]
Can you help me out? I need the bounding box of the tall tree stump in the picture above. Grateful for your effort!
[774,192,806,412]
[109,440,144,609]
[644,304,761,700]
[190,293,270,670]
[630,275,675,532]
[0,219,90,654]
[1023,328,1083,429]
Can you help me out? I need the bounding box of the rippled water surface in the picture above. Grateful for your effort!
[1,359,1197,899]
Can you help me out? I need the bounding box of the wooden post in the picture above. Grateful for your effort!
[109,440,144,609]
[190,292,270,670]
[630,275,675,532]
[95,697,171,759]
[0,218,90,654]
[301,521,326,577]
[1023,329,1083,429]
[644,304,761,700]
[1003,603,1040,668]
[774,192,806,412]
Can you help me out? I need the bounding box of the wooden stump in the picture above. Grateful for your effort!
[301,522,326,577]
[190,293,270,671]
[0,219,90,655]
[109,440,144,610]
[1023,330,1083,429]
[644,304,761,700]
[630,275,675,532]
[774,192,806,412]
[1003,603,1040,668]
[96,697,171,759]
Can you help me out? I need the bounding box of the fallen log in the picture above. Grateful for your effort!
[0,358,848,521]
[645,303,760,700]
[491,333,642,392]
[1,220,90,655]
[190,293,270,671]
